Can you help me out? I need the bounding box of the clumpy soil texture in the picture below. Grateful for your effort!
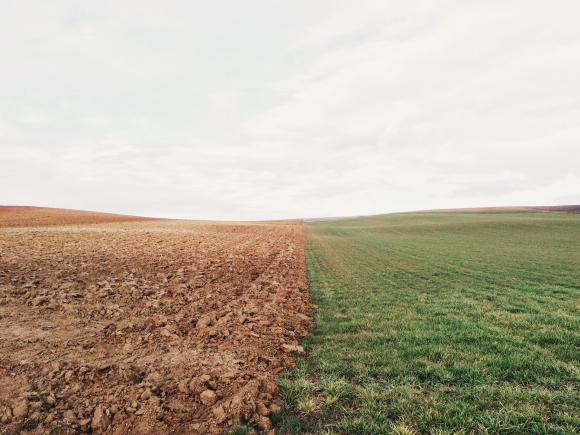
[0,209,313,434]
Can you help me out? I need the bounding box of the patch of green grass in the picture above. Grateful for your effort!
[227,426,250,435]
[278,212,580,433]
[12,419,39,434]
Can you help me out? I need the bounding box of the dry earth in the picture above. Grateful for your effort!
[0,207,313,434]
[0,207,153,228]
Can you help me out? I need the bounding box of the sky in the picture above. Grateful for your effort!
[1,0,579,220]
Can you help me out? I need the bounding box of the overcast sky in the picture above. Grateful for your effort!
[1,1,579,220]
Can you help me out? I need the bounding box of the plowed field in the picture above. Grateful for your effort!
[0,207,313,434]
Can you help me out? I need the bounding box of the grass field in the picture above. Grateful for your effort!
[275,212,580,434]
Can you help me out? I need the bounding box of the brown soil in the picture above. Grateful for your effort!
[0,206,153,228]
[0,208,313,434]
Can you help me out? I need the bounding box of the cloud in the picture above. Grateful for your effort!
[1,1,579,219]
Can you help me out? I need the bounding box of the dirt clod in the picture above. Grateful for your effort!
[255,414,272,430]
[200,390,217,406]
[282,344,305,354]
[12,399,29,419]
[91,404,111,432]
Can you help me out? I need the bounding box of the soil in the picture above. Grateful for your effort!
[0,207,153,228]
[0,207,313,434]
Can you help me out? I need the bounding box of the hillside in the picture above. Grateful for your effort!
[278,211,580,433]
[0,206,153,228]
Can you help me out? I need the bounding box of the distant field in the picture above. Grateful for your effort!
[277,212,580,434]
[0,206,151,227]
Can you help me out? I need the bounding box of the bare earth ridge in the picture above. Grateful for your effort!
[0,207,314,434]
[0,206,154,228]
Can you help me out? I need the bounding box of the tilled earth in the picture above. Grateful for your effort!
[0,208,313,434]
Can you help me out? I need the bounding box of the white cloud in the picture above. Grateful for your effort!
[1,1,579,219]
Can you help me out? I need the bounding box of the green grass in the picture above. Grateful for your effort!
[276,212,580,434]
